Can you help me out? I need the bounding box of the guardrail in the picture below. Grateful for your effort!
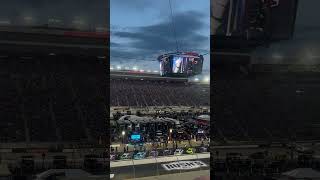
[110,152,210,168]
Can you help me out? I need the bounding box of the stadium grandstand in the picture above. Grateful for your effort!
[211,0,304,144]
[110,76,210,107]
[213,57,320,143]
[0,26,108,145]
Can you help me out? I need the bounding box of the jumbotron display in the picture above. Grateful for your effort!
[157,52,204,77]
[211,0,298,41]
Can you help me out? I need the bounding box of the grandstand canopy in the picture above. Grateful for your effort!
[197,115,210,121]
[0,26,108,57]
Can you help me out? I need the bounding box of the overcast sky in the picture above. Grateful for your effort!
[110,0,210,74]
[253,0,320,64]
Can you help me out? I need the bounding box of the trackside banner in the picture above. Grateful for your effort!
[162,161,208,171]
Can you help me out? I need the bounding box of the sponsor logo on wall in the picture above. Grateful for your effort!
[162,161,208,171]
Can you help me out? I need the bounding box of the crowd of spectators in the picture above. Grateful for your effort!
[110,79,210,107]
[0,56,106,143]
[214,66,320,142]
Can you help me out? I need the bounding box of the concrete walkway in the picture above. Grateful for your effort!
[125,170,210,180]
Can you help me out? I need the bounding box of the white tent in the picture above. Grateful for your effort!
[281,168,320,179]
[197,115,210,121]
[118,115,180,125]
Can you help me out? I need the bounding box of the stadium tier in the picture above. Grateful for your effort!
[110,78,210,107]
[0,26,108,57]
[214,64,320,142]
[0,55,106,143]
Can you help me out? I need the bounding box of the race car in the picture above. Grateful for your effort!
[186,148,195,154]
[120,153,131,160]
[149,150,159,158]
[174,149,184,156]
[133,152,146,160]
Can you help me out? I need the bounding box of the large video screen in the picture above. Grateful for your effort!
[159,54,203,76]
[211,0,298,41]
[172,56,187,74]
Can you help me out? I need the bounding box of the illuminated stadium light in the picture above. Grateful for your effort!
[194,78,200,82]
[116,65,122,70]
[24,16,33,21]
[147,70,151,73]
[23,16,35,25]
[122,131,125,136]
[110,66,114,70]
[153,70,159,73]
[96,27,107,32]
[72,19,85,25]
[48,18,62,23]
[272,54,282,59]
[203,76,210,83]
[139,69,145,72]
[132,66,138,71]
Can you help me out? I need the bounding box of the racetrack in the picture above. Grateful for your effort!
[110,158,210,180]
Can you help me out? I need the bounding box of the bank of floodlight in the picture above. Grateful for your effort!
[132,66,138,71]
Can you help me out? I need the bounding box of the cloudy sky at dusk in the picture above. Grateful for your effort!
[110,0,210,74]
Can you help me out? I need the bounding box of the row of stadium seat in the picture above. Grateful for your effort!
[0,57,106,143]
[214,71,320,142]
[110,79,210,107]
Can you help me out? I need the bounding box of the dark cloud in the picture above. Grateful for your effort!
[110,0,182,13]
[111,0,153,10]
[110,42,121,47]
[111,10,209,60]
